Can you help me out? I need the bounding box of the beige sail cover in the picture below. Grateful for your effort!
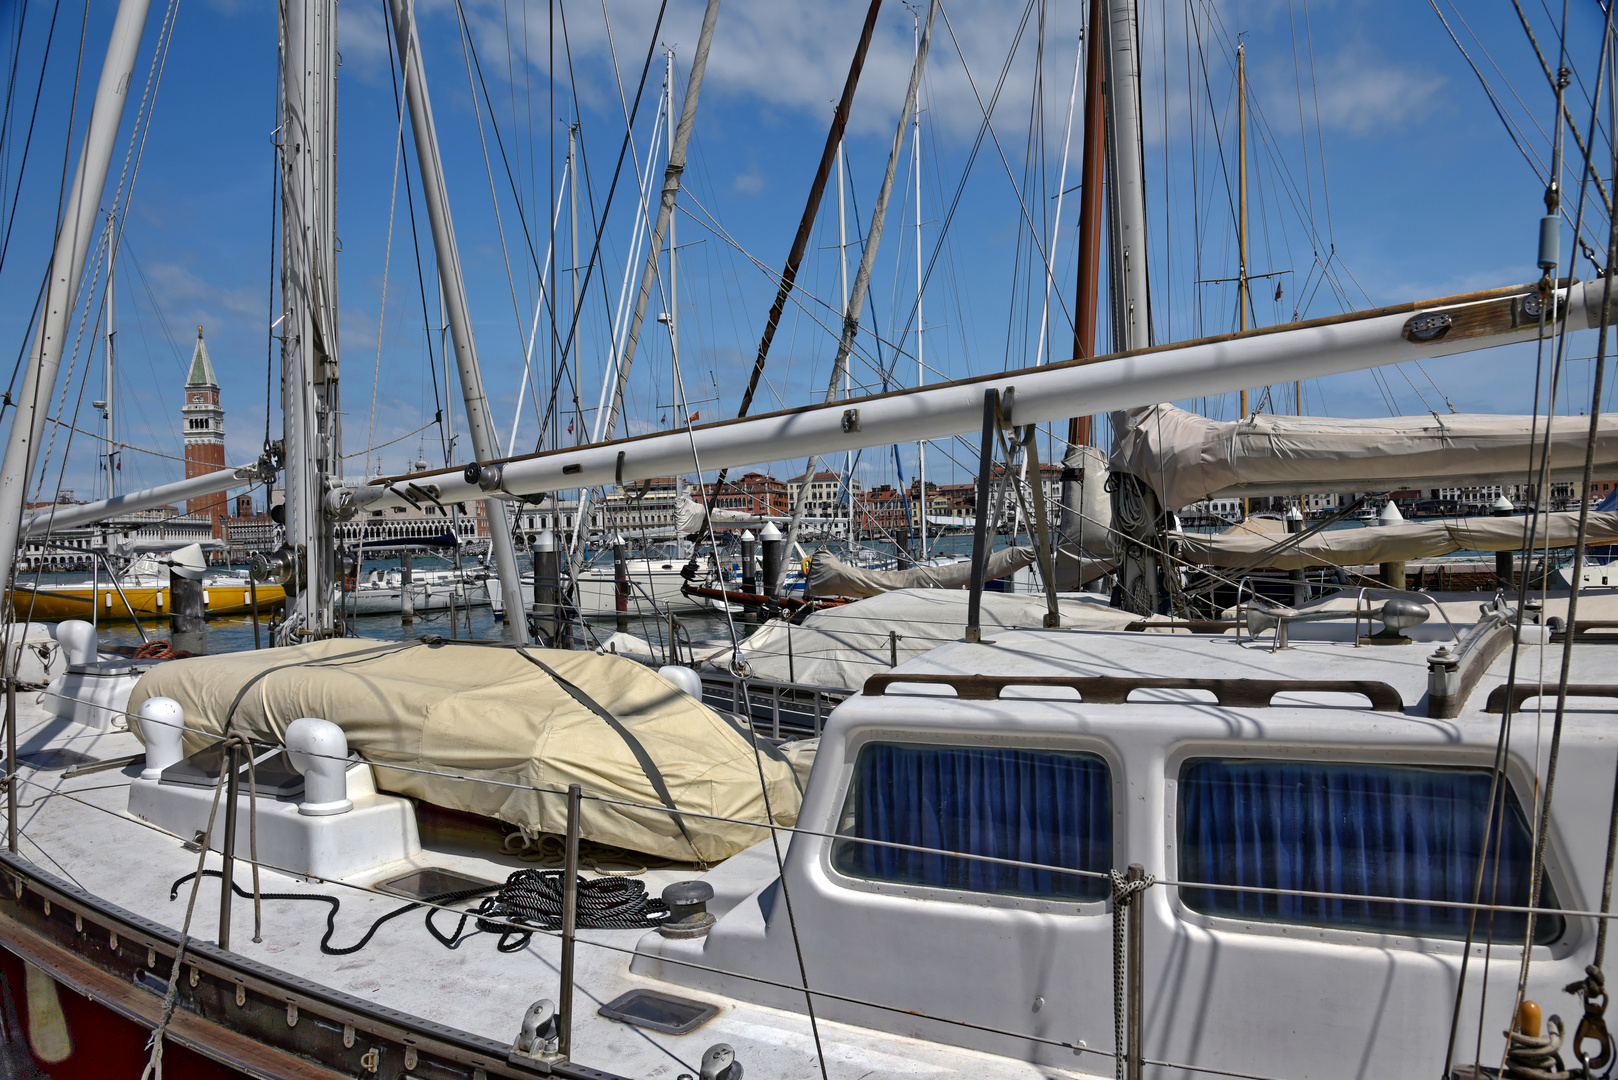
[1112,404,1618,510]
[127,638,798,863]
[1174,511,1618,569]
[726,588,1144,690]
[806,546,1036,598]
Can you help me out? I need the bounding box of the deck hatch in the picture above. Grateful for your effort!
[374,867,499,901]
[597,989,718,1035]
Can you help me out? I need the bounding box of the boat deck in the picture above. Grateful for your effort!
[3,693,1074,1080]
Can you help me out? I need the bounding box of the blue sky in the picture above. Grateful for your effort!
[0,0,1613,504]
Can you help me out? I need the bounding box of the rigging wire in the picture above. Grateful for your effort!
[380,0,450,466]
[0,0,62,289]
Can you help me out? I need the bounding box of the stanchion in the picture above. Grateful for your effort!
[558,783,581,1061]
[5,678,16,854]
[1126,863,1145,1080]
[218,742,241,950]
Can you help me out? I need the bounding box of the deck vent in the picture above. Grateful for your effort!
[597,989,718,1035]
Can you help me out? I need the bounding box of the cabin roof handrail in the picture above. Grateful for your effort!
[860,673,1405,712]
[1484,683,1618,714]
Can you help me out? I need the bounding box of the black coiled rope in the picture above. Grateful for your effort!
[171,867,669,956]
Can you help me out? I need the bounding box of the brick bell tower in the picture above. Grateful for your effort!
[182,325,227,535]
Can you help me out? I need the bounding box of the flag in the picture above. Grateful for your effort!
[567,422,573,434]
[688,411,700,423]
[1273,280,1283,302]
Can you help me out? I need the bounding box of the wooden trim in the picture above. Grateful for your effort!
[0,909,342,1080]
[861,673,1404,712]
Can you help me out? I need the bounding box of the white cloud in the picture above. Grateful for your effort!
[455,0,1086,143]
[732,160,765,195]
[1307,45,1445,135]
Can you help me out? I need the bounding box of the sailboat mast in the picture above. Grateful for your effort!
[1102,0,1150,355]
[278,0,343,639]
[570,123,582,444]
[912,9,927,561]
[1238,42,1250,516]
[837,139,851,541]
[0,0,152,610]
[1069,0,1106,444]
[666,49,677,366]
[1238,42,1249,403]
[388,0,529,642]
[104,217,117,500]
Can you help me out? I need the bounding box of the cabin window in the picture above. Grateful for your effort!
[1177,759,1562,943]
[832,742,1111,901]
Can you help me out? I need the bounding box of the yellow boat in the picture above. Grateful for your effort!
[7,579,287,621]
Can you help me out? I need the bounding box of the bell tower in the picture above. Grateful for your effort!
[182,325,227,530]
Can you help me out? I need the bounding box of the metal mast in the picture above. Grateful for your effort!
[387,0,529,642]
[569,123,582,444]
[911,8,927,560]
[837,139,851,541]
[1103,0,1150,354]
[277,0,343,640]
[0,0,152,609]
[1237,42,1250,517]
[103,216,118,500]
[664,49,677,371]
[1237,42,1250,411]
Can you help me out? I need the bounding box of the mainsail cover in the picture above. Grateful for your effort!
[1176,511,1618,568]
[1111,404,1618,510]
[128,639,799,862]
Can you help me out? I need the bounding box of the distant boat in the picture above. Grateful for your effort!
[8,554,285,621]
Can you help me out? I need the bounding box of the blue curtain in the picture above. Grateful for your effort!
[1178,759,1561,943]
[833,743,1111,901]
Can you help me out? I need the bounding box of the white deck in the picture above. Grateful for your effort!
[5,694,1073,1080]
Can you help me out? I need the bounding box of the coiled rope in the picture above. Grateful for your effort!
[132,640,193,660]
[169,866,669,956]
[1109,868,1155,1080]
[1504,1014,1569,1080]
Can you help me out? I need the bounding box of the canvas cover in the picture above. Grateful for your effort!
[806,546,1036,598]
[725,589,1143,690]
[1111,404,1618,510]
[1174,511,1618,569]
[128,638,798,863]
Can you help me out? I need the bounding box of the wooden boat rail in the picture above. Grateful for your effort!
[1485,684,1618,714]
[861,673,1405,712]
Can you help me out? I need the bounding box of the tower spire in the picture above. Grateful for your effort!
[187,324,218,387]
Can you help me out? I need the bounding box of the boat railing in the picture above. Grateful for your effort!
[28,539,151,643]
[697,671,852,739]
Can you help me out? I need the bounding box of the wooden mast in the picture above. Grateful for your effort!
[1068,0,1108,450]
